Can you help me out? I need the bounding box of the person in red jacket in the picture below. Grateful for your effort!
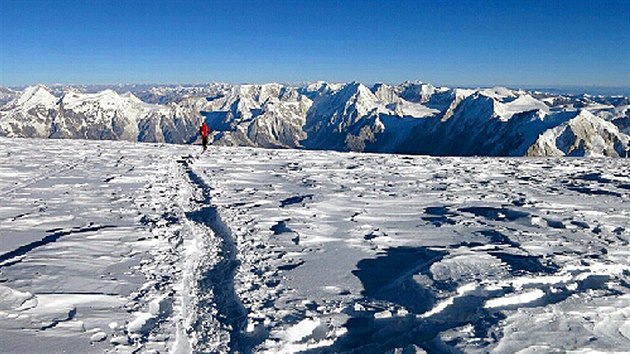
[199,121,210,152]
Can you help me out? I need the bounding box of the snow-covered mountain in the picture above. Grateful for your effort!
[0,87,20,106]
[0,87,205,144]
[527,110,630,157]
[1,82,629,157]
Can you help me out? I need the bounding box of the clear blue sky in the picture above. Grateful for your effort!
[1,0,629,87]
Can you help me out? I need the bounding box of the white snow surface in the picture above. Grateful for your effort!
[11,85,57,111]
[0,137,629,353]
[494,94,551,121]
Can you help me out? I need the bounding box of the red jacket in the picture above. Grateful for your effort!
[200,122,209,138]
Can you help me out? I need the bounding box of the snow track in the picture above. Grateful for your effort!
[178,156,251,353]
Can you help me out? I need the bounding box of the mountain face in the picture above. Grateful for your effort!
[1,82,629,157]
[527,110,630,157]
[0,87,205,144]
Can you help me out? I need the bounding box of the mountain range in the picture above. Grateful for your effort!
[1,82,629,157]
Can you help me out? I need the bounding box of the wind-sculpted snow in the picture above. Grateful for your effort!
[0,138,207,353]
[2,82,629,157]
[193,147,630,353]
[0,137,629,353]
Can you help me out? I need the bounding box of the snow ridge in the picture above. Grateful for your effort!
[1,82,629,156]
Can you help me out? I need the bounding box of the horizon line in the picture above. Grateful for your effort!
[4,81,630,90]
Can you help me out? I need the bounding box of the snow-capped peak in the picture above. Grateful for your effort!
[480,86,515,98]
[1,81,628,157]
[60,89,151,112]
[12,84,57,110]
[493,94,550,121]
[527,109,629,157]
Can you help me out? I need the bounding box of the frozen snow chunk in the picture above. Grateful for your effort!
[148,295,172,317]
[374,310,393,319]
[364,229,387,240]
[90,331,107,342]
[485,289,545,308]
[245,320,257,333]
[390,344,427,354]
[354,303,366,312]
[282,317,320,343]
[0,285,34,311]
[110,335,131,345]
[127,312,155,335]
[530,215,546,227]
[430,253,508,282]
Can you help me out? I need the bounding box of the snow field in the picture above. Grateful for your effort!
[194,147,630,352]
[0,138,215,353]
[0,137,629,353]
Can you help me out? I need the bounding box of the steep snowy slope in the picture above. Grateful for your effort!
[200,84,312,148]
[0,85,57,137]
[51,89,156,140]
[0,86,207,143]
[612,105,630,136]
[527,110,630,157]
[493,94,551,121]
[0,88,19,106]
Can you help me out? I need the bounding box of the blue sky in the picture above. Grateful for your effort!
[1,0,629,87]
